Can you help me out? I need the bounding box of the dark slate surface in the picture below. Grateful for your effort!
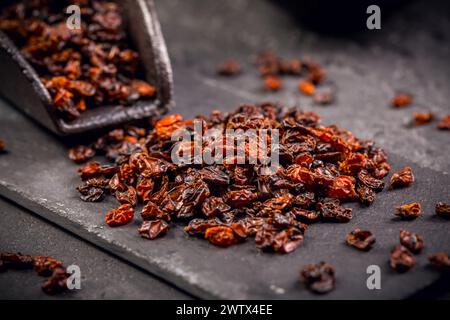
[0,197,191,300]
[0,0,449,299]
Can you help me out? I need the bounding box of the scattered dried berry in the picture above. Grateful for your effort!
[428,252,450,272]
[390,166,414,189]
[263,76,282,91]
[412,112,434,126]
[391,94,412,108]
[105,204,134,227]
[0,0,156,120]
[300,262,335,294]
[138,219,169,240]
[217,59,242,76]
[0,139,5,152]
[435,202,450,218]
[390,245,415,272]
[298,80,315,96]
[313,90,334,105]
[399,229,424,254]
[395,202,422,220]
[346,229,376,251]
[437,115,450,130]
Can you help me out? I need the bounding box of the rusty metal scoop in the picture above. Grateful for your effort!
[0,0,172,136]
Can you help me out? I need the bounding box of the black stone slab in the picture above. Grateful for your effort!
[0,0,449,299]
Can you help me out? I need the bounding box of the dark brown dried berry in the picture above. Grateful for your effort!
[390,245,415,273]
[68,146,95,164]
[141,201,170,221]
[300,262,335,294]
[428,252,450,272]
[390,167,414,189]
[77,183,104,202]
[435,202,450,218]
[0,139,6,152]
[313,90,334,105]
[317,198,352,222]
[217,59,242,76]
[0,252,34,270]
[395,202,422,220]
[358,170,385,192]
[357,185,375,206]
[138,220,169,240]
[346,229,376,251]
[399,229,424,254]
[42,267,68,295]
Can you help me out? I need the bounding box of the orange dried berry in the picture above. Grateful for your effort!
[105,204,134,227]
[0,139,5,152]
[155,114,184,139]
[413,112,434,126]
[131,80,156,98]
[298,80,315,96]
[390,166,414,188]
[327,175,358,201]
[391,94,412,108]
[395,202,422,219]
[263,76,282,91]
[205,226,237,247]
[78,162,102,180]
[217,59,242,76]
[437,114,450,130]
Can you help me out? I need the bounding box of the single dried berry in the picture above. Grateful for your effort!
[298,80,315,96]
[77,183,104,202]
[399,229,424,254]
[390,245,415,272]
[300,262,335,294]
[435,202,450,218]
[139,220,169,240]
[391,94,412,108]
[428,252,450,272]
[205,226,238,247]
[217,59,242,76]
[263,76,282,91]
[346,229,376,251]
[105,204,134,227]
[437,115,450,130]
[313,90,334,105]
[390,166,414,188]
[395,202,422,220]
[68,146,95,164]
[357,185,375,206]
[0,139,5,152]
[412,112,434,126]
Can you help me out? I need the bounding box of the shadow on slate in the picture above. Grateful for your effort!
[0,71,449,299]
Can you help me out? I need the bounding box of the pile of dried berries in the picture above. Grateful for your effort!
[0,0,156,121]
[0,252,69,295]
[71,103,392,254]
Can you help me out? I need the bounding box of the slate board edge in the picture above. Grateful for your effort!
[0,181,218,300]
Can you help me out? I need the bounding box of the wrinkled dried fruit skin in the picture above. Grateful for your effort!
[69,146,95,164]
[141,201,170,221]
[435,202,450,218]
[0,1,156,120]
[300,262,335,294]
[358,170,384,192]
[390,245,415,273]
[105,204,134,227]
[139,220,169,240]
[390,167,414,189]
[396,202,422,220]
[317,198,352,222]
[428,252,450,272]
[346,229,376,251]
[399,229,424,254]
[205,226,238,247]
[391,94,412,108]
[357,185,375,206]
[33,256,64,277]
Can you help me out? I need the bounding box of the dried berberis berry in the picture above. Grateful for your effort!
[428,252,450,272]
[0,0,156,120]
[435,202,450,218]
[412,112,434,126]
[437,115,450,130]
[139,219,169,240]
[105,204,134,227]
[0,139,5,153]
[69,146,96,164]
[390,245,415,272]
[391,94,412,108]
[313,90,334,105]
[263,76,282,91]
[300,262,335,294]
[71,103,390,254]
[217,59,242,76]
[346,229,376,251]
[0,252,69,295]
[298,80,315,96]
[395,202,422,220]
[390,166,414,188]
[399,229,424,254]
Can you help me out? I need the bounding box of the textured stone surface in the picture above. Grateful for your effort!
[0,0,449,299]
